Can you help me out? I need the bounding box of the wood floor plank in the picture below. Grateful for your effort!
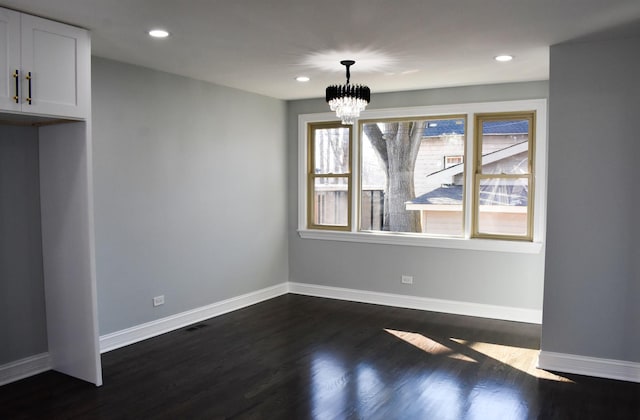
[1,294,639,419]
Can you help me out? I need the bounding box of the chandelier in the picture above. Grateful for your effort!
[325,60,370,125]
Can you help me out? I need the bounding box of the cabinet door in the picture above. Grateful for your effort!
[0,7,20,112]
[20,13,90,119]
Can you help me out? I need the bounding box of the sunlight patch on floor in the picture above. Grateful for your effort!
[384,329,476,362]
[384,328,573,383]
[451,338,574,383]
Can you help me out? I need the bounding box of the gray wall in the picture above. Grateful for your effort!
[541,35,640,362]
[0,125,47,364]
[92,57,288,335]
[287,82,549,312]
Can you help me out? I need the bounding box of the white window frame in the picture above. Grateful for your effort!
[297,99,547,254]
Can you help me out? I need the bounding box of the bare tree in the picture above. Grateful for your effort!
[363,121,423,232]
[317,128,349,185]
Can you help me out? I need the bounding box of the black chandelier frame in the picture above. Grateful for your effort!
[325,60,371,104]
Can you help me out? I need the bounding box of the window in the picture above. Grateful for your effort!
[444,155,464,168]
[297,99,547,253]
[307,122,352,230]
[473,113,535,240]
[361,116,466,236]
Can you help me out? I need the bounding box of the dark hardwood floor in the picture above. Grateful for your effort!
[1,294,639,419]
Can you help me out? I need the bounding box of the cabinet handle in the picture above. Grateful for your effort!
[26,72,32,105]
[12,70,19,103]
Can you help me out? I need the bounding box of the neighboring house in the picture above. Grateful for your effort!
[407,120,530,235]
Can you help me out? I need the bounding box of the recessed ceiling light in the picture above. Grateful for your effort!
[148,29,170,38]
[295,76,310,82]
[495,55,514,62]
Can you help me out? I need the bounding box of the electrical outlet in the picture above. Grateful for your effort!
[401,275,413,285]
[153,295,165,307]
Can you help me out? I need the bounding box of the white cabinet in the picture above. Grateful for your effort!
[0,7,89,119]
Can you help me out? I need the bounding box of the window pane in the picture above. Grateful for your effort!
[313,127,350,174]
[480,119,529,175]
[312,177,349,226]
[477,177,529,236]
[360,118,465,235]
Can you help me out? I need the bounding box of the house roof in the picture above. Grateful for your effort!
[411,184,528,206]
[424,119,466,137]
[423,119,529,137]
[412,185,465,205]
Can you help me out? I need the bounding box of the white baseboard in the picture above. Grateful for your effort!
[100,281,541,354]
[0,353,51,386]
[288,282,542,324]
[537,351,640,383]
[99,282,289,353]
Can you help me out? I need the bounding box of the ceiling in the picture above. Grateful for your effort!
[4,0,640,100]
